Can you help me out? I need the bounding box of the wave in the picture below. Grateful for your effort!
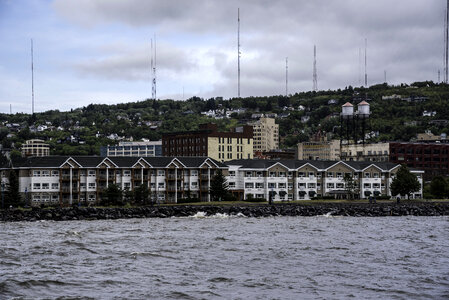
[190,211,246,219]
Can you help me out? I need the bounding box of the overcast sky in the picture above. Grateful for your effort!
[0,0,445,113]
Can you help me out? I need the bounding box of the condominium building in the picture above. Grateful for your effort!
[296,139,340,160]
[225,160,423,201]
[162,123,253,162]
[2,156,226,206]
[101,141,162,157]
[340,143,390,162]
[21,139,50,157]
[249,117,279,153]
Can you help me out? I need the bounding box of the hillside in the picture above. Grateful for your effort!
[1,81,448,157]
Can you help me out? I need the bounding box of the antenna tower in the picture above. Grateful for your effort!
[445,0,449,83]
[31,38,34,114]
[285,57,288,96]
[364,38,368,87]
[384,70,387,83]
[438,69,441,83]
[151,35,157,100]
[358,47,362,86]
[313,45,317,91]
[237,8,241,97]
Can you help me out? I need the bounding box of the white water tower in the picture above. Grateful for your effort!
[341,102,354,118]
[357,100,370,118]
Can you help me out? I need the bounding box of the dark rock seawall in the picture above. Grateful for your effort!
[1,202,449,222]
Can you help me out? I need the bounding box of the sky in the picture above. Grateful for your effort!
[0,0,445,114]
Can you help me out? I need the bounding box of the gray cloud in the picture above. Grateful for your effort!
[54,0,445,100]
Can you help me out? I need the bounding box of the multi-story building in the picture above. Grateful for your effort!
[21,139,50,157]
[1,156,226,206]
[162,123,253,162]
[389,142,449,180]
[225,160,423,201]
[340,143,390,162]
[296,139,340,160]
[101,141,162,157]
[249,117,279,153]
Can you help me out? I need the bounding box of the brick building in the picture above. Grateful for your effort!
[389,142,449,180]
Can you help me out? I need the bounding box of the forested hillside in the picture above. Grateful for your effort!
[1,81,448,157]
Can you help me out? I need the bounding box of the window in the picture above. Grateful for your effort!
[52,195,59,202]
[33,183,40,190]
[298,183,305,188]
[245,171,252,177]
[279,172,286,177]
[308,172,315,177]
[245,182,254,189]
[256,182,264,189]
[278,183,286,189]
[52,170,59,176]
[364,183,371,188]
[191,182,198,188]
[42,183,49,190]
[42,170,50,177]
[307,183,316,188]
[33,171,41,177]
[336,183,344,189]
[268,183,276,189]
[256,171,263,177]
[150,183,156,188]
[229,171,236,177]
[124,182,131,189]
[288,194,293,200]
[228,182,236,188]
[269,172,276,177]
[88,182,96,189]
[158,182,165,188]
[158,170,165,176]
[373,183,380,189]
[288,182,293,189]
[88,170,96,176]
[364,173,370,178]
[191,170,198,176]
[336,172,343,178]
[298,172,305,177]
[373,173,379,178]
[51,183,59,189]
[287,172,293,178]
[327,183,335,189]
[327,172,333,178]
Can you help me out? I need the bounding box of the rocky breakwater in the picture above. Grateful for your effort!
[1,202,448,222]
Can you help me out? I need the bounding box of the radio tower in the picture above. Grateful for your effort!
[237,8,241,97]
[31,38,35,114]
[151,35,157,100]
[445,0,449,83]
[285,57,288,96]
[364,38,368,87]
[358,47,362,86]
[313,45,317,91]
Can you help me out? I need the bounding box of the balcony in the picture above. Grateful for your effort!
[200,174,209,180]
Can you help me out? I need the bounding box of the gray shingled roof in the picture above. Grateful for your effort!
[6,156,226,169]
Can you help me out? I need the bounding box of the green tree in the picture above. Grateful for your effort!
[5,170,21,208]
[430,176,448,199]
[101,184,123,206]
[209,169,229,202]
[390,165,421,200]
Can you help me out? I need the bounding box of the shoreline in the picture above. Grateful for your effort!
[1,202,448,222]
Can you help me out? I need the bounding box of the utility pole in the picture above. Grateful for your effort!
[445,0,449,83]
[364,38,368,87]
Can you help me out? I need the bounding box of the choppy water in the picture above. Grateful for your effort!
[1,214,448,299]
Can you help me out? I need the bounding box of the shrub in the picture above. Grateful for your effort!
[245,197,266,203]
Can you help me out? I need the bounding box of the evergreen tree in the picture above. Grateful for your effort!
[134,184,150,205]
[5,170,21,208]
[101,184,123,206]
[390,165,421,200]
[209,169,229,202]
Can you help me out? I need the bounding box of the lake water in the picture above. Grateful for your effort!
[1,214,448,299]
